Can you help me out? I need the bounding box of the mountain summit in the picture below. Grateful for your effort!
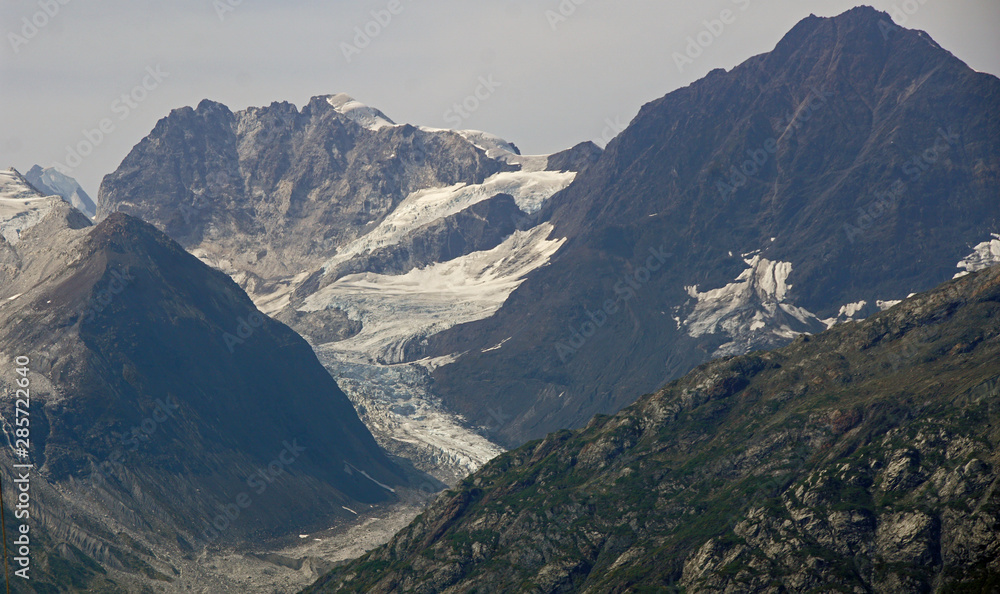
[425,6,1000,446]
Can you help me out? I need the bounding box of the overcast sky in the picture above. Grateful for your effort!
[2,0,998,197]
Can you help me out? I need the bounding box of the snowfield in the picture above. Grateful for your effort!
[306,223,565,364]
[326,93,398,131]
[321,169,575,274]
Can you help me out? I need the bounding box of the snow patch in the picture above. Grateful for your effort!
[0,168,60,245]
[877,299,902,311]
[954,234,1000,278]
[412,355,457,372]
[682,256,825,357]
[481,337,511,353]
[26,165,96,219]
[839,301,867,318]
[326,94,397,131]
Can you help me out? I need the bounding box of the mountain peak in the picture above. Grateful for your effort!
[24,163,97,219]
[320,93,398,131]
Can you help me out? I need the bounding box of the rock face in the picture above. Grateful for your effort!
[304,264,1000,594]
[427,6,1000,447]
[546,141,603,173]
[0,171,412,589]
[96,95,518,284]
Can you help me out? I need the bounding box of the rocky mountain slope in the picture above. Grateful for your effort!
[0,169,418,590]
[305,263,1000,593]
[426,6,1000,446]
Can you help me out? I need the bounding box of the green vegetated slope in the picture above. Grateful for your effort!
[306,264,1000,593]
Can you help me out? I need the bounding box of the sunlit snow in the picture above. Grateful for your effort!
[954,234,1000,278]
[306,223,564,363]
[321,170,575,274]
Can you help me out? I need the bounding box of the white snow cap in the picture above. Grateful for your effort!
[325,93,397,131]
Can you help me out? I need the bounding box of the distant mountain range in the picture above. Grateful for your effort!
[2,5,998,591]
[95,90,602,483]
[95,8,1000,456]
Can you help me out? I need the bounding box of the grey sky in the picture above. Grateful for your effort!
[2,0,998,198]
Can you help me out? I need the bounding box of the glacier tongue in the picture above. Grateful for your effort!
[313,354,504,483]
[682,256,826,357]
[305,223,565,364]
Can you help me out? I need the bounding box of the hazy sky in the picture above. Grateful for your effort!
[2,0,998,197]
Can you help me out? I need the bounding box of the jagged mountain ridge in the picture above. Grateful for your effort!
[426,6,1000,447]
[0,170,416,589]
[97,93,597,289]
[305,263,1000,593]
